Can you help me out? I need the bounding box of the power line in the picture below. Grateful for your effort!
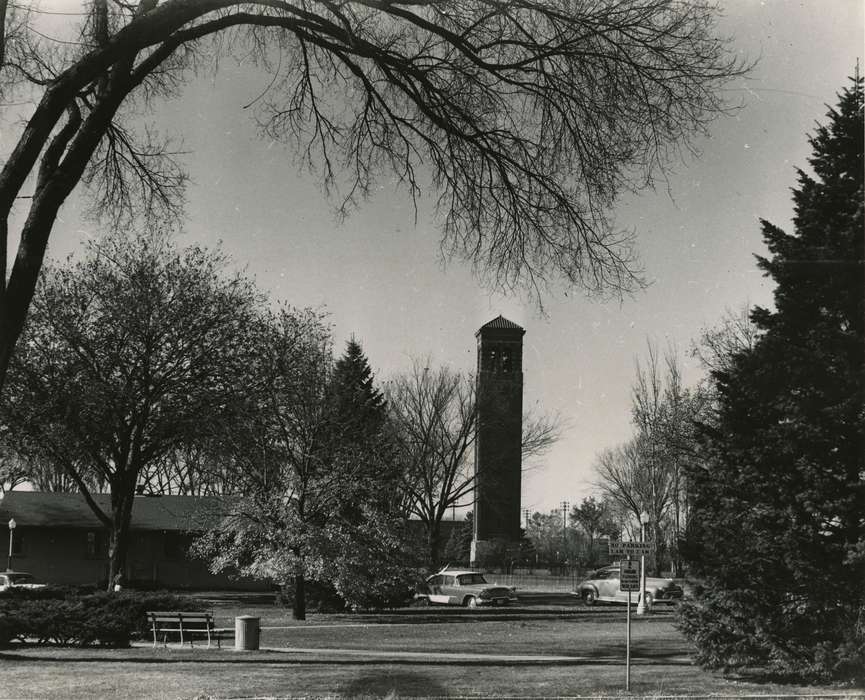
[10,4,89,16]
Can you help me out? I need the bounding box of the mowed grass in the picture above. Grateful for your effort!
[0,596,860,699]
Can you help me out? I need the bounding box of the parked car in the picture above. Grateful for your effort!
[0,571,46,593]
[416,569,518,608]
[573,564,683,608]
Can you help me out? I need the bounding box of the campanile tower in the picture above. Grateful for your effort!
[471,315,524,565]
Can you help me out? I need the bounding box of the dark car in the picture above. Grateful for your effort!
[573,564,683,608]
[416,569,518,608]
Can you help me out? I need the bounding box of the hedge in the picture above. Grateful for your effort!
[0,590,203,648]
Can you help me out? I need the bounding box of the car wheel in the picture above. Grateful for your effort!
[416,596,430,607]
[465,596,478,608]
[584,589,597,606]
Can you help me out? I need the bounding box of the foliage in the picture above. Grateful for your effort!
[525,509,570,565]
[0,591,200,647]
[443,514,474,564]
[570,496,620,568]
[0,442,28,493]
[678,75,865,683]
[0,230,260,587]
[329,339,388,445]
[193,313,416,618]
[327,339,401,518]
[0,584,98,601]
[0,1,749,398]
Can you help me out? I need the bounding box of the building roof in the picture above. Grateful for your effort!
[0,491,229,531]
[477,315,524,332]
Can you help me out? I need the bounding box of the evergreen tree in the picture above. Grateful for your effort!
[443,513,474,565]
[328,338,399,515]
[330,338,388,444]
[678,75,864,682]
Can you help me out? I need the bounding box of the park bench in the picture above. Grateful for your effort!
[146,610,226,648]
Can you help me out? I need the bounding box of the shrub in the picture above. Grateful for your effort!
[0,591,202,648]
[676,587,865,684]
[0,584,98,600]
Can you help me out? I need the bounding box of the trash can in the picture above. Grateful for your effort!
[235,615,260,651]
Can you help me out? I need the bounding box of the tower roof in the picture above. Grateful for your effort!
[477,315,524,334]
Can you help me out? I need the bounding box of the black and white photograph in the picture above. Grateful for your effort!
[0,1,861,698]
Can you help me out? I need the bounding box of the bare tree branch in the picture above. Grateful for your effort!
[0,0,749,397]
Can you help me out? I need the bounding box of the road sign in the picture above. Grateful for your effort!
[619,560,640,592]
[609,540,654,557]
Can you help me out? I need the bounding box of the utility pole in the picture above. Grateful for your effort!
[561,500,570,569]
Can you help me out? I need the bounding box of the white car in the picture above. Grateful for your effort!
[416,569,518,607]
[0,571,46,592]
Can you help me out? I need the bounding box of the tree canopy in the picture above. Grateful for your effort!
[194,315,413,618]
[0,230,260,588]
[678,75,864,683]
[0,0,748,394]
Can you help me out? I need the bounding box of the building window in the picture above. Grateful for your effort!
[85,531,108,559]
[501,348,512,373]
[487,348,497,372]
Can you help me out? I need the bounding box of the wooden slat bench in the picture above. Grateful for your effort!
[146,611,222,648]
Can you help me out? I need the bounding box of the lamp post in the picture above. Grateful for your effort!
[7,518,16,571]
[636,511,650,614]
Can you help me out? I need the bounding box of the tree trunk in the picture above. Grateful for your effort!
[107,515,131,592]
[106,488,135,592]
[427,521,442,568]
[292,573,306,621]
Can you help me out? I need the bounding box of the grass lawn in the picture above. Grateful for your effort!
[0,596,861,699]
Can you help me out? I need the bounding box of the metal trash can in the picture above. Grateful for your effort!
[234,615,260,651]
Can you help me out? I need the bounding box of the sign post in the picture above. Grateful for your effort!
[608,541,654,558]
[619,558,640,690]
[609,541,650,692]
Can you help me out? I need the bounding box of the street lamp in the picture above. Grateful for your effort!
[637,511,650,614]
[7,518,16,571]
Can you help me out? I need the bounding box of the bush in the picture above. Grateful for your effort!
[676,586,865,684]
[0,584,98,600]
[0,591,202,648]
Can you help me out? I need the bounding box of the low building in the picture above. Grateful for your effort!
[0,491,265,590]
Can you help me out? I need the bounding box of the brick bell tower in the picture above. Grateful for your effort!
[471,315,524,566]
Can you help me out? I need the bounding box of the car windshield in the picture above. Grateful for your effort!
[458,573,487,585]
[8,574,33,584]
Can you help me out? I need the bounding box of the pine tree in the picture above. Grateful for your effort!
[678,75,864,682]
[327,338,398,516]
[330,338,388,444]
[443,513,474,565]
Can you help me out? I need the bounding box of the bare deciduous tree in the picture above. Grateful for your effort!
[388,358,559,565]
[0,1,748,394]
[595,342,706,574]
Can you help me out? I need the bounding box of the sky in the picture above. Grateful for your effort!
[12,0,865,514]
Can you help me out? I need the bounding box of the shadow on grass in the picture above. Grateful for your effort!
[273,608,678,626]
[0,650,693,668]
[340,670,446,697]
